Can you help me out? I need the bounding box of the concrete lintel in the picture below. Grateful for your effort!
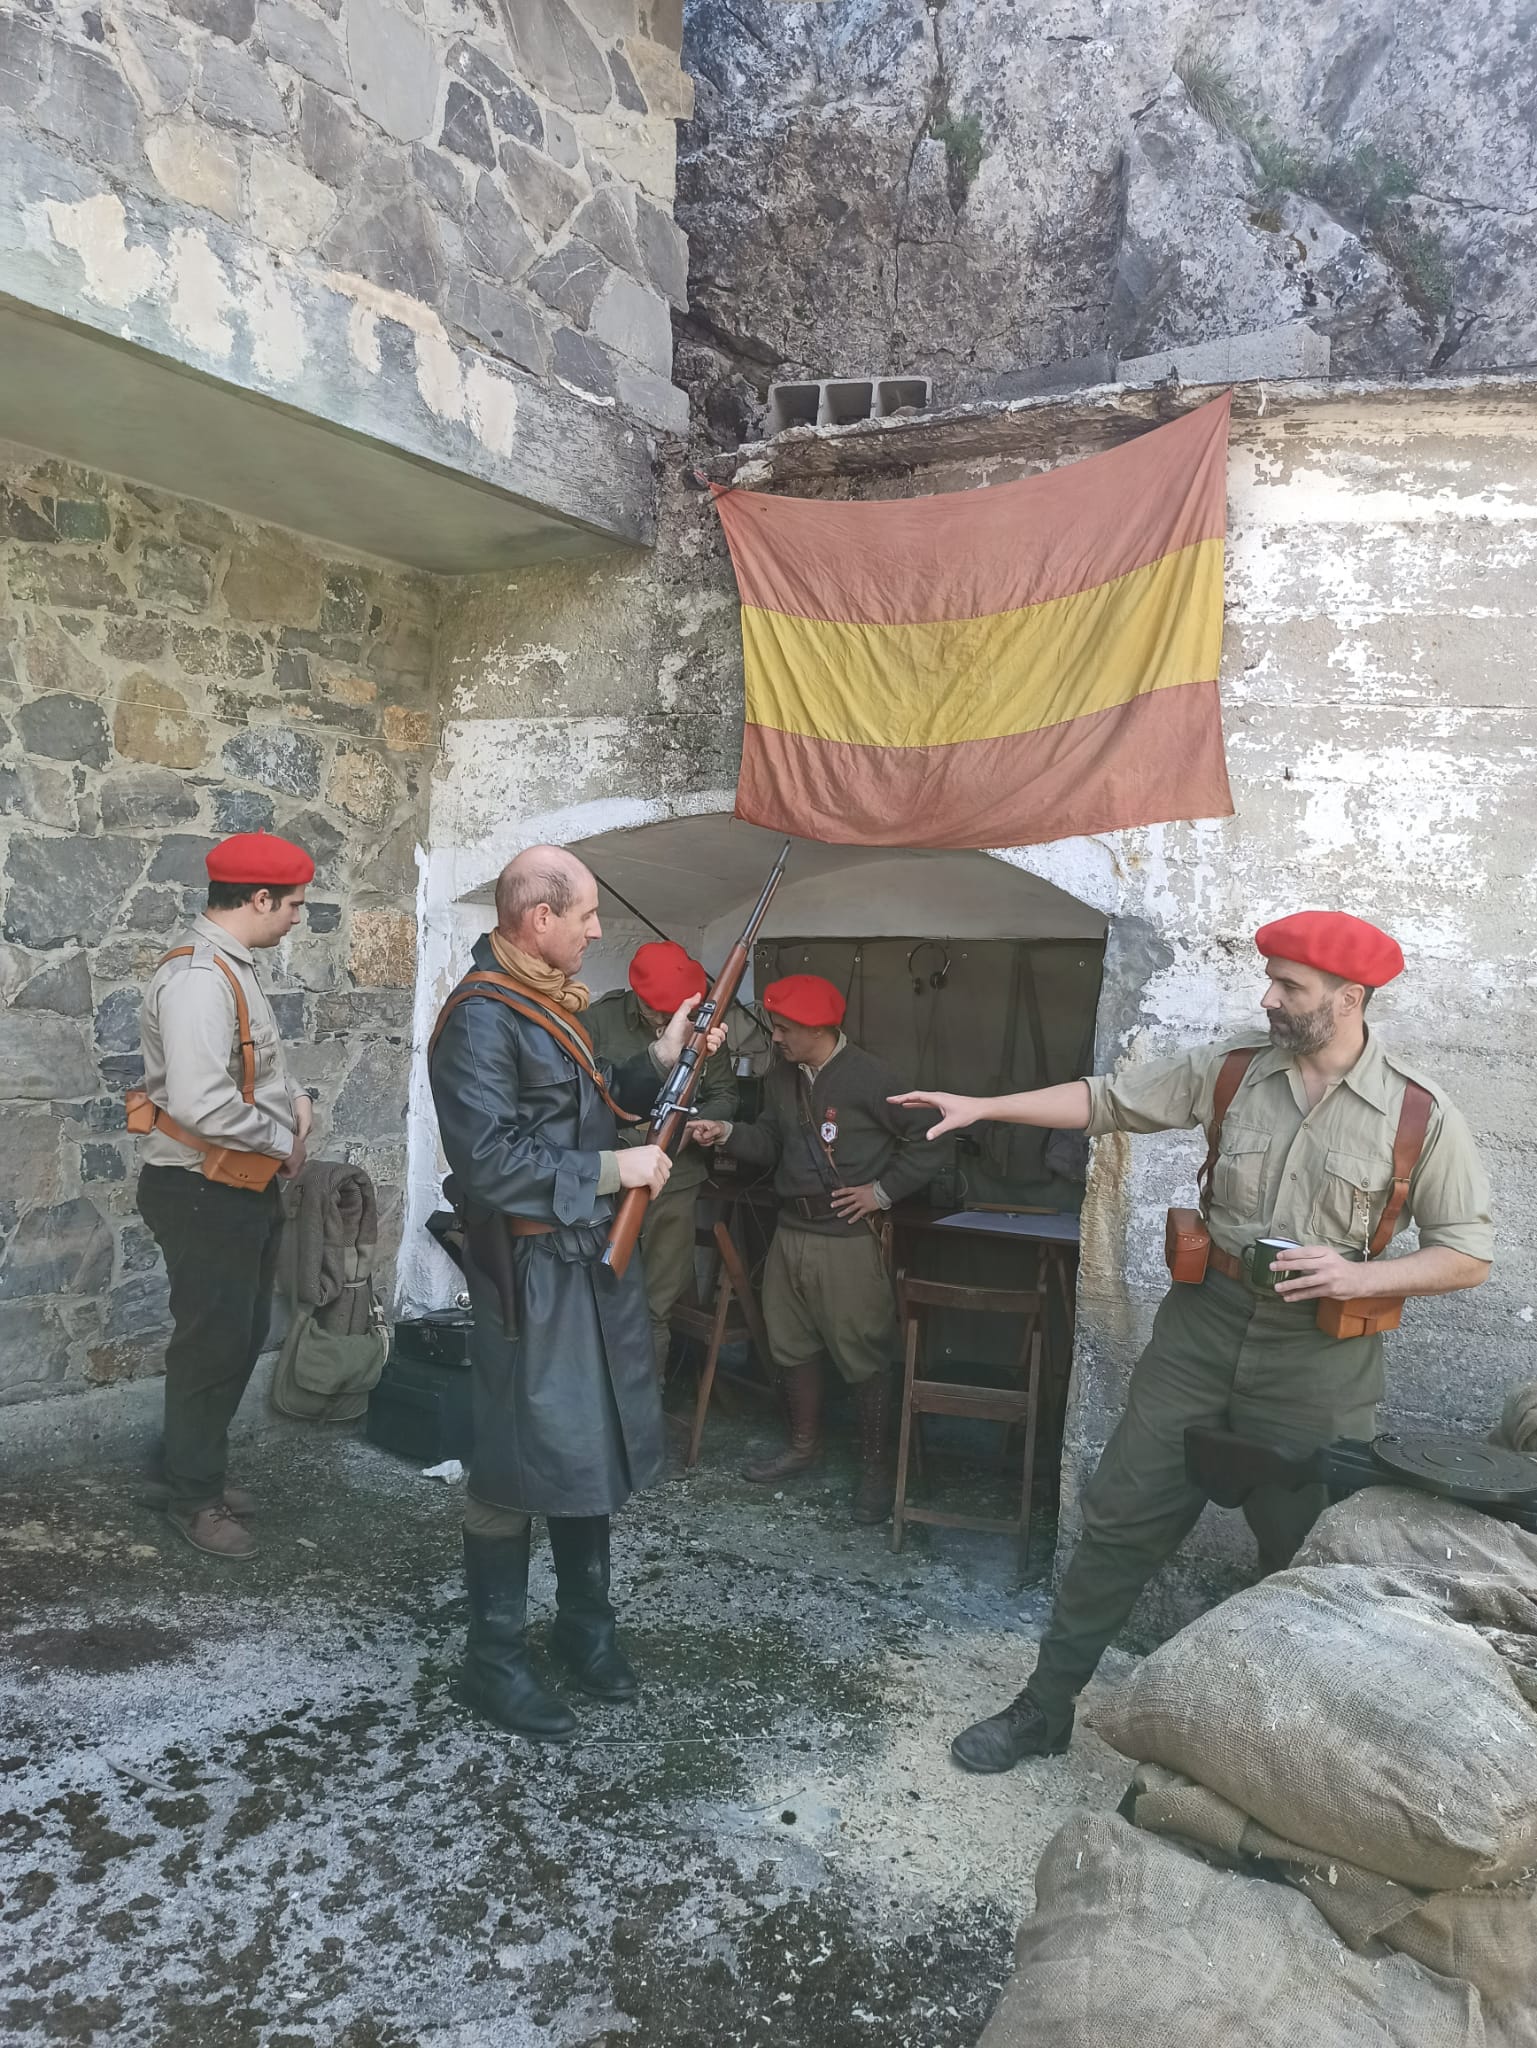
[719,370,1537,488]
[1,131,657,572]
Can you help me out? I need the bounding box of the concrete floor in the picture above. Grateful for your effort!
[0,1407,1134,2048]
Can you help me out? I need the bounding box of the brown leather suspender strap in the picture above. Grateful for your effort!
[158,947,258,1103]
[1367,1080,1434,1258]
[429,969,640,1125]
[1197,1047,1260,1214]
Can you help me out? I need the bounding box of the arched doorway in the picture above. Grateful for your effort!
[403,807,1113,1516]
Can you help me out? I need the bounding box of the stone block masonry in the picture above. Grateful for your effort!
[4,0,693,438]
[0,443,438,1406]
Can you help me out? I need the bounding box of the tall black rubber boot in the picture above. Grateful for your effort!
[547,1516,639,1703]
[460,1527,578,1742]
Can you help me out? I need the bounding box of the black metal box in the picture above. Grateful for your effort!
[366,1312,474,1465]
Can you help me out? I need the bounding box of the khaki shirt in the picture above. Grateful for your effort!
[139,916,298,1168]
[1085,1032,1493,1263]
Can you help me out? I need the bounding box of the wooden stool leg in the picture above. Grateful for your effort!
[687,1276,734,1470]
[714,1222,772,1383]
[889,1310,921,1554]
[1017,1325,1043,1584]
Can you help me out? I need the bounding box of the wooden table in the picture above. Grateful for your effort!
[890,1205,1080,1345]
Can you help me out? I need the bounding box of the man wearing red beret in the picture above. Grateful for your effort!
[688,972,949,1523]
[588,942,738,1378]
[894,910,1494,1773]
[134,832,315,1560]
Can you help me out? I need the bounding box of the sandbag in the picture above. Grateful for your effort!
[1087,1566,1537,1890]
[1297,1487,1537,1587]
[1128,1762,1537,2027]
[1494,1384,1537,1456]
[978,1812,1486,2048]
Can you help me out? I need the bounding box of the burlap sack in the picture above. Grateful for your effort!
[1494,1384,1537,1456]
[1087,1566,1537,1890]
[1128,1762,1537,2027]
[1297,1487,1537,1586]
[978,1812,1486,2048]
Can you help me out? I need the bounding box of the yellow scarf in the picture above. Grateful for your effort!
[488,931,590,1014]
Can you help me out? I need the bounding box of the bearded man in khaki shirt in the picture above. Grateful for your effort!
[893,911,1494,1774]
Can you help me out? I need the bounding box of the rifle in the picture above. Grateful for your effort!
[601,841,790,1279]
[1184,1425,1537,1534]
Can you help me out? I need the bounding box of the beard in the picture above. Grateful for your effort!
[1268,997,1338,1055]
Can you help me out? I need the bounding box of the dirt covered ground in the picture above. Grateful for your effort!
[0,1412,1133,2047]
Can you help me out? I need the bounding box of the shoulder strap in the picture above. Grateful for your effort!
[1367,1081,1435,1258]
[795,1068,843,1193]
[158,946,257,1104]
[429,971,638,1125]
[1197,1048,1261,1214]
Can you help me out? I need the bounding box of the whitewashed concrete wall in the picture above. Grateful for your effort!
[410,386,1537,1630]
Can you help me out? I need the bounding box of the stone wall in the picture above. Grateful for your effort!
[3,0,692,434]
[414,381,1537,1633]
[677,0,1536,445]
[0,441,437,1406]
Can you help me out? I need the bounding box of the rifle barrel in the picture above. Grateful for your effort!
[601,843,789,1277]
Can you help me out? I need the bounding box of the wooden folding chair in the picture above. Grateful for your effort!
[889,1272,1045,1582]
[679,1220,772,1468]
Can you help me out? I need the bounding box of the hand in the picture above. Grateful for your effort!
[618,1144,672,1198]
[1273,1245,1373,1303]
[293,1091,314,1144]
[279,1135,308,1181]
[830,1182,882,1223]
[686,1119,729,1149]
[888,1089,984,1139]
[656,998,728,1067]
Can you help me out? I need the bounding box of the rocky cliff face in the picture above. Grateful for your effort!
[676,0,1537,440]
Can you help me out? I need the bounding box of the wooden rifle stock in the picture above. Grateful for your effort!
[601,842,789,1279]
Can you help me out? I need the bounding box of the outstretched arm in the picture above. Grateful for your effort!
[888,1080,1093,1141]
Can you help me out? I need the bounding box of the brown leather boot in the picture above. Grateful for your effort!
[742,1362,824,1484]
[851,1372,894,1524]
[167,1504,259,1560]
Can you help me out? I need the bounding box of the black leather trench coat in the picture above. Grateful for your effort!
[429,935,665,1516]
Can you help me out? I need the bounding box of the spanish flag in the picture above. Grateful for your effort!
[715,393,1234,850]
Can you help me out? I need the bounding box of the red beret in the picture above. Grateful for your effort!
[1255,911,1404,988]
[762,973,846,1028]
[629,940,708,1013]
[205,831,315,886]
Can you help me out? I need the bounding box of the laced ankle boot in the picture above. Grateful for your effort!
[742,1361,824,1484]
[950,1688,1074,1773]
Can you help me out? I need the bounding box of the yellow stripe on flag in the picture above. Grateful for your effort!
[742,536,1224,749]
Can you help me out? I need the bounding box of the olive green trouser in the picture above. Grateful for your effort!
[637,1173,701,1376]
[762,1223,898,1388]
[1026,1267,1382,1731]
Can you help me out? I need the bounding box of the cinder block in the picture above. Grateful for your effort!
[765,374,934,437]
[1117,321,1330,387]
[972,353,1117,402]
